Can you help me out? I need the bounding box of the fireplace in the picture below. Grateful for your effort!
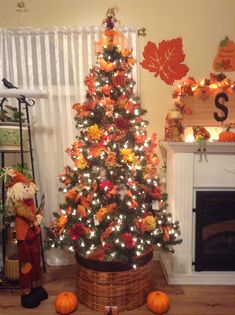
[194,191,235,271]
[159,141,235,284]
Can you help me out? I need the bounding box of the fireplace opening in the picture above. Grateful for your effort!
[194,191,235,271]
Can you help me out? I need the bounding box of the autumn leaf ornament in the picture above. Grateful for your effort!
[140,37,189,85]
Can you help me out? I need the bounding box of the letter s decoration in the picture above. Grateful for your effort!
[214,92,228,122]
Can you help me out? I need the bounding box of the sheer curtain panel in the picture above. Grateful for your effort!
[0,26,139,225]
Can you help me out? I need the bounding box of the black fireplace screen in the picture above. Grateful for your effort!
[194,191,235,271]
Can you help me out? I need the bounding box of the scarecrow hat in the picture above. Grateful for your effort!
[5,168,32,188]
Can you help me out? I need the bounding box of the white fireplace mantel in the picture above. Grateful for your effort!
[160,141,235,154]
[159,141,235,285]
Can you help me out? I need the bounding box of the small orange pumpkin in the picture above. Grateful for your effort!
[55,292,78,315]
[219,127,235,142]
[147,291,170,314]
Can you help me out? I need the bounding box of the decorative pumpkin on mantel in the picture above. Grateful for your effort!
[55,292,78,315]
[219,127,235,142]
[147,290,170,314]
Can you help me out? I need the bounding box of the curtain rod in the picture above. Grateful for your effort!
[0,26,146,36]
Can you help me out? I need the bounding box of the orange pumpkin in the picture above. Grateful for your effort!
[55,292,78,315]
[147,291,170,314]
[219,127,235,142]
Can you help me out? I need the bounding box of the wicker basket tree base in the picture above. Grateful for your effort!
[76,249,153,312]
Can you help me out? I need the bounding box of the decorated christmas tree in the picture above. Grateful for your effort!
[45,12,181,264]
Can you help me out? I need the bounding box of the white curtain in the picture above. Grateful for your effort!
[0,26,139,225]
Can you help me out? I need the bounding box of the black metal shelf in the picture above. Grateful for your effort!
[0,150,31,153]
[0,83,46,290]
[0,270,20,292]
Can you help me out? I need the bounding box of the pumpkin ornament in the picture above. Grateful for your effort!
[147,291,170,314]
[219,127,235,142]
[55,292,78,315]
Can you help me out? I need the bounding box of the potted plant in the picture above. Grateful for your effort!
[0,199,19,281]
[0,104,28,151]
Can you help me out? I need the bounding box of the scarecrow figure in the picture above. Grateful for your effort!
[5,168,48,308]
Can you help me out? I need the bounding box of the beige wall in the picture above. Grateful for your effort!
[0,0,235,144]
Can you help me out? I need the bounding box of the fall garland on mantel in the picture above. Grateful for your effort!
[172,73,235,115]
[173,73,235,98]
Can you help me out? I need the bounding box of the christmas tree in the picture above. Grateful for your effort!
[45,12,181,264]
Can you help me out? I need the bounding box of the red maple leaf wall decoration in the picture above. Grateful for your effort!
[140,37,189,85]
